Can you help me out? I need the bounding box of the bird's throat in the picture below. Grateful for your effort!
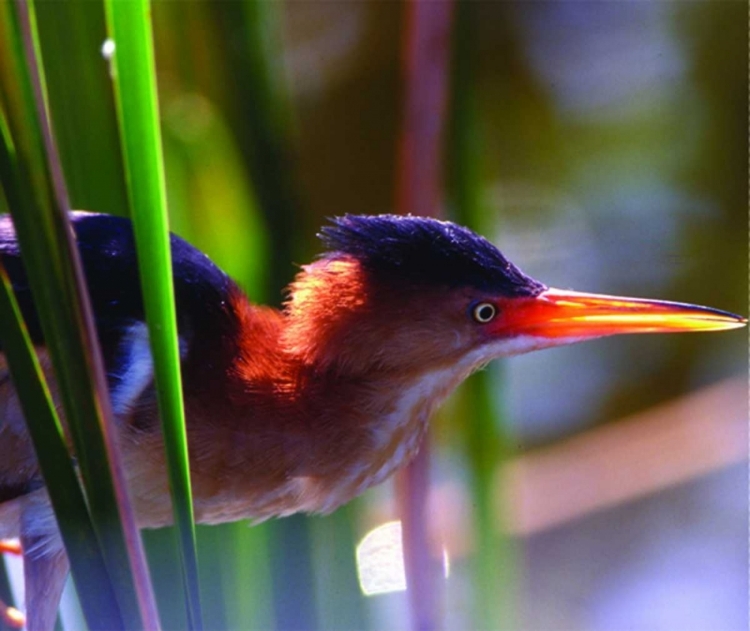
[320,354,485,506]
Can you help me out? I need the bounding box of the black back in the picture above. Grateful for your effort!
[0,212,242,378]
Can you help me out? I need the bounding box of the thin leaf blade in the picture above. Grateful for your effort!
[104,1,203,628]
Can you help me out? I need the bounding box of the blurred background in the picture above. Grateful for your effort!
[4,1,747,630]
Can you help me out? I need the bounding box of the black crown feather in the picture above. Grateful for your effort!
[318,214,545,297]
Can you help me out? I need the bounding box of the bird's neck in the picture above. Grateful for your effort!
[205,274,471,515]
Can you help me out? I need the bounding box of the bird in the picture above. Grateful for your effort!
[0,211,745,630]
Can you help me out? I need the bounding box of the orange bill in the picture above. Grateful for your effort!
[493,288,747,340]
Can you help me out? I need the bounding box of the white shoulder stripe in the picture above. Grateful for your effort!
[110,322,154,418]
[110,322,189,419]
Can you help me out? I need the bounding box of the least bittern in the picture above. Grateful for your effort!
[0,213,744,630]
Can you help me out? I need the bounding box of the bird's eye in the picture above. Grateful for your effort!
[472,302,497,323]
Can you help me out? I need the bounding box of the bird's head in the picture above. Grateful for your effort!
[282,215,745,378]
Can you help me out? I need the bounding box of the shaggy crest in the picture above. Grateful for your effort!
[318,214,546,297]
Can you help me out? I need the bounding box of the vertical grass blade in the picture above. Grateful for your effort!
[209,0,301,299]
[395,0,455,219]
[448,2,518,628]
[0,2,158,629]
[309,505,367,630]
[395,2,456,630]
[104,1,203,629]
[206,4,317,630]
[33,0,128,217]
[0,262,121,630]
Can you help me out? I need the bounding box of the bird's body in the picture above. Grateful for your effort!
[0,213,452,534]
[0,213,541,541]
[0,212,744,631]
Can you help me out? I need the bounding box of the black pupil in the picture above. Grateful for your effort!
[477,305,494,321]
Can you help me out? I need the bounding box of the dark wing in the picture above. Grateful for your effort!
[0,212,247,507]
[0,212,244,417]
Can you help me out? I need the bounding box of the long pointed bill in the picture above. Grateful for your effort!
[495,288,746,341]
